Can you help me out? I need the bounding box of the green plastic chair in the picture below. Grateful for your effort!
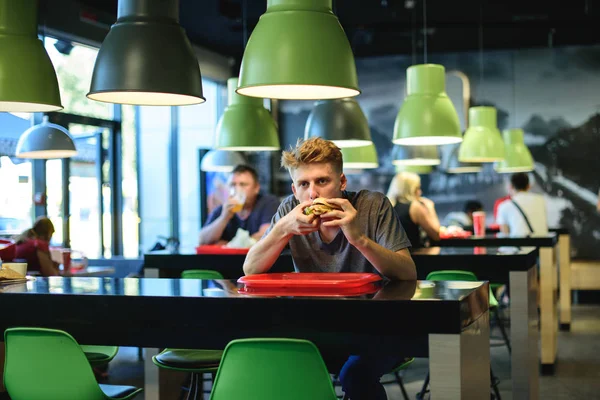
[426,270,499,308]
[81,345,119,367]
[181,269,225,280]
[210,338,338,400]
[417,270,504,400]
[3,327,142,400]
[152,269,225,399]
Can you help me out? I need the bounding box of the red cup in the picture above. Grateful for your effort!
[474,246,487,255]
[62,249,71,272]
[472,211,486,237]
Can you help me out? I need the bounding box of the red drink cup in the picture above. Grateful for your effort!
[62,249,71,272]
[472,211,486,237]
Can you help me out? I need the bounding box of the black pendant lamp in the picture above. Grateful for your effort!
[88,0,204,106]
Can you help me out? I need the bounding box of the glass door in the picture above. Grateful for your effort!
[45,113,122,258]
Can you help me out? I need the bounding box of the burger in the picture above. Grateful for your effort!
[303,197,343,216]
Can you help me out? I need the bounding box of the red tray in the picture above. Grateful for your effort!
[238,272,382,289]
[195,245,250,255]
[439,231,473,239]
[238,282,381,297]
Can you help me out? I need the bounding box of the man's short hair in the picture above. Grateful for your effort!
[464,200,483,214]
[281,137,343,174]
[232,164,259,183]
[510,173,530,191]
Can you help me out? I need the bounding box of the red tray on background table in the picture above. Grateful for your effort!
[237,283,381,297]
[439,231,473,239]
[195,245,250,255]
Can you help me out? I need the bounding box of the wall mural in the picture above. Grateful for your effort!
[279,44,600,259]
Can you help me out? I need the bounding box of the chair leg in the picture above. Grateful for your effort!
[416,372,429,400]
[394,371,410,400]
[490,368,502,400]
[185,373,201,400]
[493,310,512,354]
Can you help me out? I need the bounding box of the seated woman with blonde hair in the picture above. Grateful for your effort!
[387,172,441,248]
[14,216,61,276]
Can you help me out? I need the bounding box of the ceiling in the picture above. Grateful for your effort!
[79,0,600,60]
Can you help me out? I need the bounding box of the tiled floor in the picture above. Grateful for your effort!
[4,304,597,400]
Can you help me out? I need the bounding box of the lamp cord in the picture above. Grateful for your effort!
[411,2,416,65]
[242,0,248,48]
[478,1,484,99]
[423,0,427,63]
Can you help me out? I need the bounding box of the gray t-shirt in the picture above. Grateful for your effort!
[266,190,412,274]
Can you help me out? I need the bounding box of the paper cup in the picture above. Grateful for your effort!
[472,211,486,237]
[2,262,27,276]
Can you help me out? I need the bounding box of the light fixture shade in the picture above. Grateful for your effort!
[200,150,247,172]
[236,0,359,100]
[0,0,62,112]
[392,145,440,166]
[341,144,378,169]
[443,144,483,174]
[88,0,204,106]
[494,128,534,173]
[304,98,372,148]
[16,117,77,159]
[459,106,505,162]
[395,165,434,174]
[393,64,462,146]
[215,78,279,151]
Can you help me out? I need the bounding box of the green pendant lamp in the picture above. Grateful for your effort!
[16,117,76,159]
[494,128,534,173]
[395,165,434,174]
[341,144,378,169]
[0,0,62,112]
[88,0,204,106]
[443,144,483,174]
[200,150,247,172]
[304,98,372,148]
[236,0,359,100]
[459,106,505,162]
[215,78,279,151]
[392,145,440,166]
[393,64,462,146]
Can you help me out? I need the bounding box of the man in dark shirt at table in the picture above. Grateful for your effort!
[199,165,279,245]
[244,138,416,400]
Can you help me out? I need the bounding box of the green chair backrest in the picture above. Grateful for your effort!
[426,270,478,282]
[426,270,497,308]
[4,327,108,400]
[181,269,224,280]
[210,338,337,400]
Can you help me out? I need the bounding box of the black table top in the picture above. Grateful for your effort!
[0,277,488,356]
[432,233,558,247]
[412,246,539,282]
[144,250,294,278]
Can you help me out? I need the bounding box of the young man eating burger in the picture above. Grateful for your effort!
[243,137,415,400]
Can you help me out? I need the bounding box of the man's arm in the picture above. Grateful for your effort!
[352,238,416,280]
[322,198,416,281]
[243,200,318,275]
[251,223,270,241]
[198,201,236,245]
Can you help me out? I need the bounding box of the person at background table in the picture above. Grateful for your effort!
[386,172,441,248]
[497,172,548,236]
[443,200,484,229]
[14,216,60,276]
[198,164,279,245]
[244,137,416,400]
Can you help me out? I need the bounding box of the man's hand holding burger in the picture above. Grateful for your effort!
[303,197,364,246]
[276,200,320,237]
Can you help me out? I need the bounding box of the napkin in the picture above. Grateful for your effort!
[225,228,257,249]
